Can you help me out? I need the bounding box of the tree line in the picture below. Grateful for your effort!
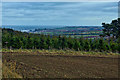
[2,29,120,53]
[2,18,120,53]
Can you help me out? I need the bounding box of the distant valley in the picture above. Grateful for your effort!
[1,25,102,38]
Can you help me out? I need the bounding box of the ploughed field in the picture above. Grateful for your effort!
[2,52,119,78]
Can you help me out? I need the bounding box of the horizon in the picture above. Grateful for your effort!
[1,24,102,26]
[1,25,102,31]
[2,2,118,26]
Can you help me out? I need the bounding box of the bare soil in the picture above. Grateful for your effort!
[2,52,119,78]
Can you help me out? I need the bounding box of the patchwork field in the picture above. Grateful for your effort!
[2,51,119,78]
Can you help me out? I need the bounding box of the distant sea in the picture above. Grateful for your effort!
[1,25,65,31]
[1,25,102,32]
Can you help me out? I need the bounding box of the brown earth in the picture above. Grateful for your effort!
[2,52,119,78]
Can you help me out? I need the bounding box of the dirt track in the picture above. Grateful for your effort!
[2,52,119,78]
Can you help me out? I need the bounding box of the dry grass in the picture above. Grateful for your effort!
[2,48,119,58]
[3,48,119,54]
[2,64,22,78]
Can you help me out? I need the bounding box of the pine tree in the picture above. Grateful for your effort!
[73,39,80,51]
[98,38,107,52]
[84,39,90,51]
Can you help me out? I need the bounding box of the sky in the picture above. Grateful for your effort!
[2,2,118,26]
[2,0,120,2]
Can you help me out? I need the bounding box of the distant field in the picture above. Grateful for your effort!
[36,31,102,39]
[30,26,102,38]
[2,50,119,78]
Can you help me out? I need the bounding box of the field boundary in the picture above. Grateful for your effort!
[2,51,119,59]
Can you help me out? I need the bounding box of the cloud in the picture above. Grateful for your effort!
[2,2,118,26]
[2,0,120,2]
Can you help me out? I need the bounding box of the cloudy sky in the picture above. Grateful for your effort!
[2,2,118,26]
